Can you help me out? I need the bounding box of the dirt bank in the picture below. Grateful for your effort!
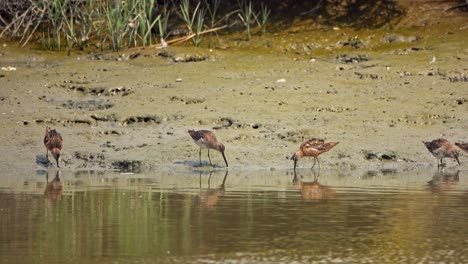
[0,6,467,173]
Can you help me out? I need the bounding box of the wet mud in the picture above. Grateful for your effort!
[0,7,467,173]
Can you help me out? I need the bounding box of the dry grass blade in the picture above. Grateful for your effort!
[151,25,227,49]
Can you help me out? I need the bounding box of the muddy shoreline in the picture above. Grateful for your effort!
[0,14,467,174]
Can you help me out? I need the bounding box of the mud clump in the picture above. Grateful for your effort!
[212,117,234,130]
[363,150,397,161]
[170,96,205,104]
[354,72,380,80]
[335,54,368,64]
[382,34,421,43]
[444,72,468,83]
[112,160,143,172]
[99,130,123,136]
[339,36,364,49]
[156,50,209,63]
[72,151,106,168]
[35,118,93,125]
[60,80,134,96]
[91,114,118,122]
[74,151,105,162]
[62,98,113,111]
[123,115,161,125]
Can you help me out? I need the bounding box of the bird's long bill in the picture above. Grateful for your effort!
[221,151,229,167]
[455,155,461,165]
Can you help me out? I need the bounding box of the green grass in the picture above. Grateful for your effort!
[0,0,276,52]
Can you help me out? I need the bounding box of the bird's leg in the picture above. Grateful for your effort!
[199,148,202,166]
[317,157,321,169]
[207,149,213,166]
[311,157,316,169]
[46,149,49,162]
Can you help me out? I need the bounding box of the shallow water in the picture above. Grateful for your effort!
[1,168,467,263]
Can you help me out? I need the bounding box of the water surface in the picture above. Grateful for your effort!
[1,168,467,263]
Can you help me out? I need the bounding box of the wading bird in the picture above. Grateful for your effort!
[455,142,468,153]
[188,129,228,167]
[44,126,63,167]
[291,138,339,170]
[422,138,460,168]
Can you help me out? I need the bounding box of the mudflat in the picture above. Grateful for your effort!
[0,9,467,173]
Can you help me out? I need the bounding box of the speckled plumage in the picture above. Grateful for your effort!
[422,138,460,167]
[291,138,339,170]
[44,126,63,167]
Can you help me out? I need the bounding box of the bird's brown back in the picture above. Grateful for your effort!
[44,128,63,151]
[188,129,214,141]
[300,139,339,157]
[423,138,458,155]
[188,129,222,150]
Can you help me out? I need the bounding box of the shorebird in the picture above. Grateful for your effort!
[455,142,468,153]
[291,138,339,170]
[188,129,228,167]
[44,126,63,167]
[422,138,460,167]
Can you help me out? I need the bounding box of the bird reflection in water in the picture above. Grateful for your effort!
[293,170,336,200]
[427,170,460,193]
[45,170,63,203]
[193,170,228,208]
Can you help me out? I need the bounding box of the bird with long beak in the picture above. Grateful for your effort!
[423,138,460,168]
[44,126,63,167]
[291,138,339,170]
[188,129,228,167]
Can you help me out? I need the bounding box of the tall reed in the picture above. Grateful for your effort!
[179,0,205,47]
[137,0,160,46]
[205,0,221,47]
[237,0,255,40]
[193,7,206,47]
[105,1,127,51]
[157,1,170,41]
[257,3,270,34]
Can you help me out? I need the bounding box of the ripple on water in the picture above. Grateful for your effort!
[0,168,467,263]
